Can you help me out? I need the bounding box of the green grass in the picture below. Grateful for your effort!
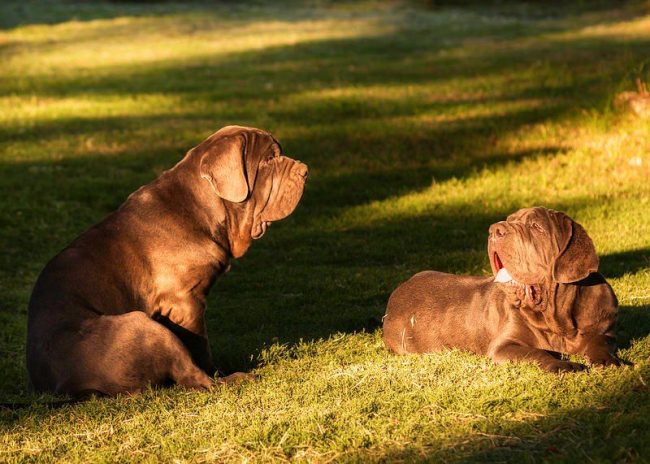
[1,0,650,461]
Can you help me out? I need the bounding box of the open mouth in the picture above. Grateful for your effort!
[492,252,516,284]
[492,252,503,272]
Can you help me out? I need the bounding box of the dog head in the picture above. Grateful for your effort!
[193,125,308,257]
[488,207,599,287]
[487,207,617,343]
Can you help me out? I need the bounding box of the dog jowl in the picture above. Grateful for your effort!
[26,126,308,397]
[383,207,620,372]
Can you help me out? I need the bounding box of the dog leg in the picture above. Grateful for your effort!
[43,312,213,397]
[154,314,216,375]
[577,334,622,367]
[490,342,586,373]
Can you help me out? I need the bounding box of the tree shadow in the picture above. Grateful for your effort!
[598,248,650,350]
[3,0,649,104]
[617,304,650,351]
[0,0,258,31]
[2,0,646,31]
[600,248,650,279]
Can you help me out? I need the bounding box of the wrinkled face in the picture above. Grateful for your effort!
[196,125,308,258]
[248,143,309,240]
[488,207,565,284]
[487,207,598,286]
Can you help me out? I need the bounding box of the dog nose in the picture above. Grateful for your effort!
[489,222,507,239]
[293,162,308,180]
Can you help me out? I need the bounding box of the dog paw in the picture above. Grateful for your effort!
[588,355,622,367]
[218,372,258,385]
[178,372,215,391]
[547,360,586,373]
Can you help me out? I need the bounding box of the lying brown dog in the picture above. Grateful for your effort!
[27,126,308,396]
[383,207,620,372]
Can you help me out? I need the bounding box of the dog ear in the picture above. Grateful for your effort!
[199,134,249,203]
[552,218,599,283]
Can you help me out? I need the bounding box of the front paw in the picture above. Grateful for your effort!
[178,371,215,391]
[545,360,586,373]
[587,354,622,367]
[218,372,258,385]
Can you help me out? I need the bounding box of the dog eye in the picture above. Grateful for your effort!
[266,146,281,162]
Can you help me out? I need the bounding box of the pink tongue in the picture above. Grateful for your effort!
[495,267,513,283]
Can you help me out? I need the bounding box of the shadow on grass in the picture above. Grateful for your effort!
[617,304,650,351]
[1,0,647,36]
[601,248,650,279]
[0,0,245,30]
[2,1,650,104]
[1,0,399,31]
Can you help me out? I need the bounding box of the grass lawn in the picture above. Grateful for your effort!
[1,0,650,461]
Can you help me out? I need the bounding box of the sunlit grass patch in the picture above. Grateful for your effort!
[333,116,650,228]
[1,12,394,73]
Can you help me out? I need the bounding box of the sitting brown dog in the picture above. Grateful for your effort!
[383,207,620,372]
[27,126,308,396]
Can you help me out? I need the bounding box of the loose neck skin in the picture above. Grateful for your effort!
[491,278,582,338]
